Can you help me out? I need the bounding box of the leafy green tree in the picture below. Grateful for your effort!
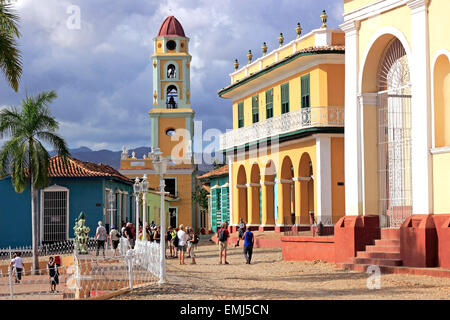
[0,91,70,273]
[192,184,209,213]
[0,0,22,91]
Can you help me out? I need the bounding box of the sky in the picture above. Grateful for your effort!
[0,0,344,153]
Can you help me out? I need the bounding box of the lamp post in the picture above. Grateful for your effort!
[151,147,168,284]
[133,178,141,244]
[142,174,149,238]
[107,191,117,250]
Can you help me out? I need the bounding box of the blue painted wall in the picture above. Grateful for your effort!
[0,177,132,248]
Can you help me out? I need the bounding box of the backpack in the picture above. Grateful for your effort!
[193,234,200,244]
[218,228,227,242]
[173,234,179,247]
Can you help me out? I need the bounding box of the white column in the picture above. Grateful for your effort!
[340,20,362,216]
[408,0,433,214]
[142,193,146,236]
[159,176,166,284]
[316,135,332,224]
[228,156,233,225]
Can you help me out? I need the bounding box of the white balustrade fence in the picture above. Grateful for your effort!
[220,106,344,151]
[0,238,161,300]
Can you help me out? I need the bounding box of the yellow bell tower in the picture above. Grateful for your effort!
[149,16,196,229]
[120,16,197,230]
[150,16,195,161]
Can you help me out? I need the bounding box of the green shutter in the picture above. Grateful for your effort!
[281,83,289,114]
[301,74,310,108]
[252,96,259,123]
[265,89,273,119]
[238,102,244,128]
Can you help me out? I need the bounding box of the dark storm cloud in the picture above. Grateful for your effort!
[0,0,343,151]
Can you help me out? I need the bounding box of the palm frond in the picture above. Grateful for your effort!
[0,32,22,91]
[0,106,22,137]
[0,1,20,38]
[30,139,50,190]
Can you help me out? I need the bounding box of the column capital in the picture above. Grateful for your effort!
[407,0,430,11]
[358,92,378,106]
[340,20,361,34]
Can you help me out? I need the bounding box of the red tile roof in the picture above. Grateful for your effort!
[157,16,185,37]
[49,156,132,183]
[198,165,228,180]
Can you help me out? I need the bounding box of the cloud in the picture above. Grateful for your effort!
[0,0,344,152]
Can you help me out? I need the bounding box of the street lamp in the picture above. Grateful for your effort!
[107,190,116,230]
[151,147,168,284]
[141,174,149,237]
[133,178,141,241]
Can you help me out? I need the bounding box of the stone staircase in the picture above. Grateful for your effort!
[340,228,402,272]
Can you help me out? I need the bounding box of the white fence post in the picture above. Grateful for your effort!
[126,250,134,290]
[8,266,13,300]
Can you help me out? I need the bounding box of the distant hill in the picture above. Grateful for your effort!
[50,146,222,173]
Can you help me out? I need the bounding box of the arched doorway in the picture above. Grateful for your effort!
[262,160,276,227]
[376,38,412,228]
[279,156,294,226]
[298,153,314,224]
[236,165,247,225]
[249,163,261,226]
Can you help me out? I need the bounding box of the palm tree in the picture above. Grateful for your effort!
[0,0,23,91]
[0,90,70,273]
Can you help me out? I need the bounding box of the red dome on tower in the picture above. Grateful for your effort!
[157,16,186,37]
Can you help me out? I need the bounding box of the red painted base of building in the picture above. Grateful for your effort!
[280,214,450,275]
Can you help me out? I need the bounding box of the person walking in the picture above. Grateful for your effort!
[166,226,174,258]
[171,227,178,258]
[95,221,107,258]
[242,227,255,264]
[109,225,121,257]
[10,252,23,284]
[124,222,134,249]
[48,256,59,292]
[177,224,189,265]
[235,218,246,247]
[217,222,230,264]
[187,228,199,264]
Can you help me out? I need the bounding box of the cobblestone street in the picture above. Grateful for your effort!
[115,241,450,300]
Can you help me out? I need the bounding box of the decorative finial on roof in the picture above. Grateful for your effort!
[321,10,328,28]
[247,50,253,64]
[262,42,267,56]
[278,33,284,47]
[296,22,302,38]
[234,58,239,71]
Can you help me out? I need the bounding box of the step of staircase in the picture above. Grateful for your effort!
[356,251,401,260]
[365,245,400,253]
[374,239,400,247]
[337,263,450,278]
[352,257,402,266]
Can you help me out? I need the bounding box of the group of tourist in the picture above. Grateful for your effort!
[172,224,200,265]
[216,218,254,265]
[10,252,61,293]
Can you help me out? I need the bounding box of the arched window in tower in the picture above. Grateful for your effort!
[167,64,176,79]
[166,85,178,109]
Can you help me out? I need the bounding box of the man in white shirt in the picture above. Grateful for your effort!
[177,224,190,265]
[95,221,107,257]
[10,252,24,283]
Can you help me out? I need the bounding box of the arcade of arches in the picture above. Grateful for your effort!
[230,136,345,231]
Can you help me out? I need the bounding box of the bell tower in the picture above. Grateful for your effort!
[150,16,195,160]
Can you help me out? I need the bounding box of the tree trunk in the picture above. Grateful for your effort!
[31,181,39,275]
[29,141,39,275]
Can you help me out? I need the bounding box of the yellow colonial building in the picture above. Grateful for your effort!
[218,13,346,232]
[119,16,198,230]
[340,0,450,268]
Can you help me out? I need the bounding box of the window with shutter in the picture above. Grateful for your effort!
[301,74,310,108]
[238,102,244,128]
[281,83,289,114]
[252,95,259,123]
[266,89,273,119]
